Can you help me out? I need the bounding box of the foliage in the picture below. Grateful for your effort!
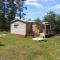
[34,18,41,29]
[0,13,9,31]
[43,11,60,33]
[55,14,60,33]
[0,0,26,31]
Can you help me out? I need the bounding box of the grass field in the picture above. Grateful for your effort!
[0,32,60,60]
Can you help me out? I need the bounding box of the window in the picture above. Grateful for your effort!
[14,23,19,28]
[46,25,50,29]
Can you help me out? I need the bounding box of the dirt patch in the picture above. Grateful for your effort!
[0,45,30,60]
[0,34,6,37]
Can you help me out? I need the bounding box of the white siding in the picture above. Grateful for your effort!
[11,21,26,35]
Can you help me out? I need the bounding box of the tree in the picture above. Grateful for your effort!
[33,18,42,37]
[0,0,26,19]
[2,0,26,19]
[12,0,27,19]
[55,14,60,33]
[43,11,60,33]
[0,0,26,31]
[43,11,56,24]
[34,18,41,29]
[0,13,8,31]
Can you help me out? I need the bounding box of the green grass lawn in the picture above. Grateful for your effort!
[0,32,60,60]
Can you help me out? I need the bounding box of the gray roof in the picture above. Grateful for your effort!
[11,19,34,24]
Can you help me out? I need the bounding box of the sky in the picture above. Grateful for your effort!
[24,0,60,20]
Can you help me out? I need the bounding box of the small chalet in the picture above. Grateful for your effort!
[11,19,54,37]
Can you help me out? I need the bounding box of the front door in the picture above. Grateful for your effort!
[26,23,33,35]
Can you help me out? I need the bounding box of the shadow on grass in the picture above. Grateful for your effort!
[42,39,48,42]
[0,42,5,46]
[45,34,55,38]
[56,33,60,36]
[34,39,48,43]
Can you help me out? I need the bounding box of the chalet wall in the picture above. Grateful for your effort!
[11,21,26,35]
